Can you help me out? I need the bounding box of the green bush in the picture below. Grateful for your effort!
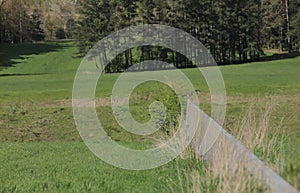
[55,28,66,39]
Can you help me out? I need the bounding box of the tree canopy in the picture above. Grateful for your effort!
[75,0,300,72]
[0,0,298,71]
[0,0,78,43]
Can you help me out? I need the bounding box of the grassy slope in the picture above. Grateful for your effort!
[0,42,299,192]
[0,142,201,193]
[1,42,299,100]
[0,42,79,102]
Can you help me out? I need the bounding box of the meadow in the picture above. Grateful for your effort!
[0,41,299,192]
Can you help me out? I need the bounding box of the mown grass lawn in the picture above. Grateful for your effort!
[0,41,299,192]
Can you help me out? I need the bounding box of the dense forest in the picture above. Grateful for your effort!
[0,0,299,71]
[0,0,78,42]
[76,0,299,71]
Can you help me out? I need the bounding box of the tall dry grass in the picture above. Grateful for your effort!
[164,98,286,193]
[231,98,286,173]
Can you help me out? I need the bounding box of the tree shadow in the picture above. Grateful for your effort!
[260,52,300,62]
[0,73,46,77]
[218,51,300,66]
[0,41,71,72]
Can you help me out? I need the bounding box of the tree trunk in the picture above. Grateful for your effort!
[285,0,291,52]
[279,26,283,52]
[19,11,22,43]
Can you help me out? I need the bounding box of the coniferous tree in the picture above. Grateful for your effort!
[74,0,300,72]
[289,0,300,51]
[76,0,113,54]
[66,19,76,39]
[31,9,45,42]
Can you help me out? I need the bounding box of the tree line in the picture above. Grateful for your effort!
[0,0,77,43]
[0,0,299,71]
[76,0,300,72]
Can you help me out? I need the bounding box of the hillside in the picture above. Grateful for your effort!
[0,0,78,41]
[0,41,299,191]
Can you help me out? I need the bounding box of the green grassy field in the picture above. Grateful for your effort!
[0,41,299,192]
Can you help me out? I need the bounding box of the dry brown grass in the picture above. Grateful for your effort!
[232,98,285,172]
[164,97,286,193]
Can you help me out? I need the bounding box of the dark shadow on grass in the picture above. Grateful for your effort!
[216,51,300,67]
[0,41,72,72]
[0,73,46,77]
[260,52,300,62]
